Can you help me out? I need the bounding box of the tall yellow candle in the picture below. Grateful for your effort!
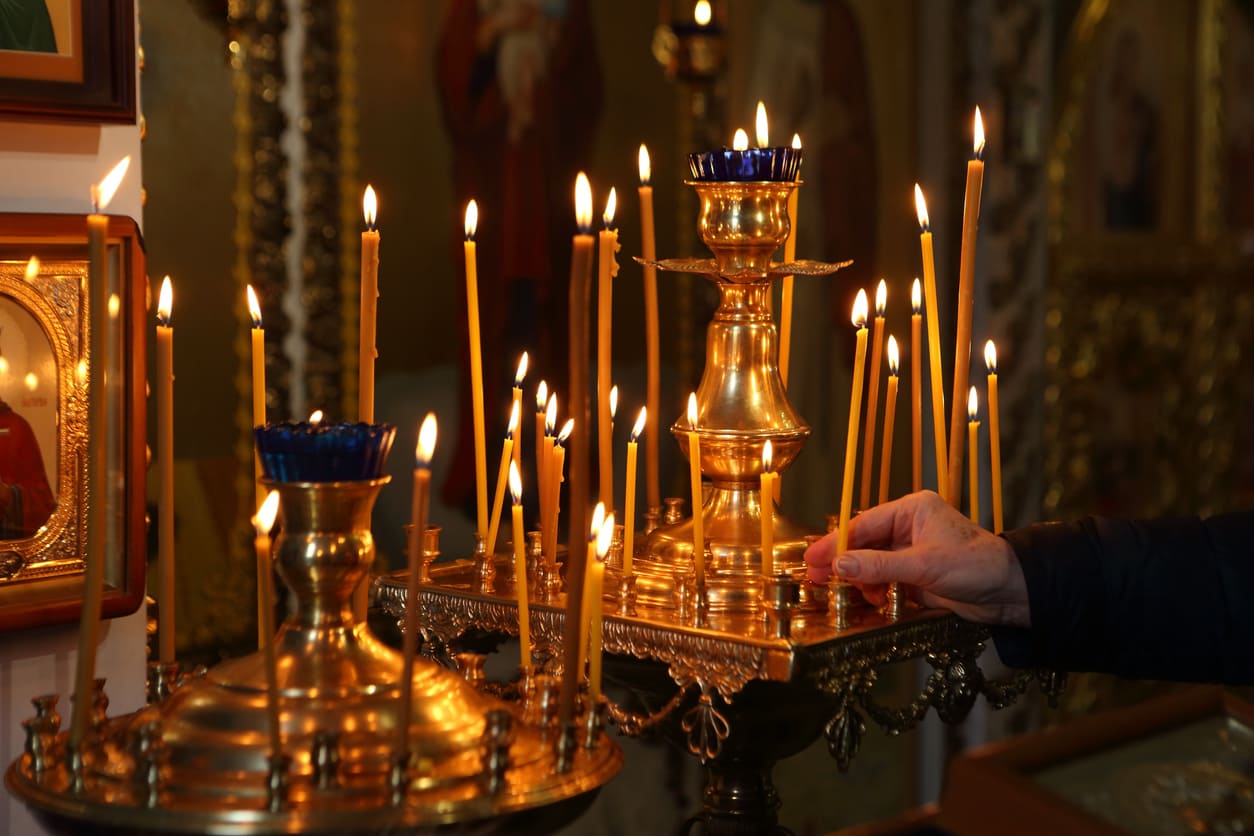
[540,393,557,551]
[562,173,596,731]
[535,380,548,512]
[914,185,949,500]
[400,414,437,756]
[623,407,645,577]
[252,491,282,761]
[588,513,613,703]
[247,285,268,649]
[948,108,986,508]
[156,277,176,665]
[837,290,870,556]
[546,420,573,566]
[72,156,128,753]
[597,189,620,508]
[464,200,489,538]
[359,186,380,423]
[779,133,802,390]
[512,353,528,473]
[486,401,520,556]
[985,340,1003,534]
[579,503,606,682]
[760,441,776,577]
[879,336,900,506]
[859,280,887,509]
[911,280,923,493]
[686,393,705,587]
[509,462,531,671]
[638,146,662,511]
[967,387,980,524]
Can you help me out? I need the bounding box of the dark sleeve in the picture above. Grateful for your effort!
[990,512,1254,684]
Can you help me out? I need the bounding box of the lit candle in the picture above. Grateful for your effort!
[512,352,528,473]
[486,401,521,556]
[247,285,267,650]
[967,387,980,525]
[597,188,620,509]
[252,490,282,761]
[948,108,986,508]
[509,461,531,671]
[686,393,705,587]
[607,384,618,509]
[359,186,380,423]
[638,145,662,511]
[623,406,645,577]
[155,276,176,665]
[837,290,869,557]
[562,173,596,729]
[579,503,607,681]
[985,340,1003,534]
[535,380,548,509]
[733,128,749,151]
[915,185,949,500]
[72,156,129,753]
[755,101,769,147]
[588,512,614,704]
[400,414,437,757]
[546,419,573,567]
[760,440,776,577]
[540,393,557,553]
[879,336,900,506]
[859,279,887,509]
[779,133,802,390]
[694,0,711,26]
[464,200,488,538]
[911,280,922,493]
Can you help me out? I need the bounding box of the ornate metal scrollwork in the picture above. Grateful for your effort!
[680,687,731,764]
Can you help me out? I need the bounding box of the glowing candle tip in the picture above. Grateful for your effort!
[638,144,651,185]
[852,289,869,328]
[246,284,262,328]
[416,413,438,467]
[363,185,378,228]
[630,406,647,441]
[984,339,997,374]
[157,276,173,326]
[887,335,900,375]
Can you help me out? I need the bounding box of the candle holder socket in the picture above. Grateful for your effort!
[22,719,49,774]
[761,572,801,640]
[311,730,341,789]
[388,750,410,806]
[454,652,487,690]
[481,709,514,795]
[583,700,606,750]
[644,506,663,536]
[617,573,638,617]
[526,530,543,581]
[127,717,163,808]
[146,661,179,705]
[555,723,578,775]
[473,533,495,591]
[529,673,560,730]
[663,497,686,524]
[266,753,292,812]
[884,582,908,621]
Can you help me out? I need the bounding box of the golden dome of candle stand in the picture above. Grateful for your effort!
[373,558,1066,835]
[6,477,620,835]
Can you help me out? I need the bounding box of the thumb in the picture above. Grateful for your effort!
[836,547,929,586]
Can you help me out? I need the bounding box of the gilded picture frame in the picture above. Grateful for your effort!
[0,0,136,124]
[0,212,146,631]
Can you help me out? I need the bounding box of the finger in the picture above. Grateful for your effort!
[807,560,833,584]
[847,495,918,549]
[856,583,888,606]
[804,531,839,570]
[836,546,929,587]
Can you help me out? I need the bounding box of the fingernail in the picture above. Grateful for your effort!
[836,556,859,578]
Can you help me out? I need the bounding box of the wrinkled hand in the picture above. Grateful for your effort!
[804,491,1030,627]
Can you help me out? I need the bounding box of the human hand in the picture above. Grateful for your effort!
[804,491,1030,627]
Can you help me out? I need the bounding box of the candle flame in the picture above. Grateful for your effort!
[246,284,263,328]
[984,339,997,374]
[874,279,887,317]
[852,288,868,328]
[590,501,606,540]
[687,392,699,426]
[109,293,120,319]
[638,144,651,186]
[309,409,324,424]
[694,0,711,26]
[515,351,528,387]
[630,406,647,442]
[24,372,37,391]
[363,185,377,229]
[507,400,520,435]
[973,106,985,159]
[603,187,617,228]
[762,439,773,473]
[609,385,618,421]
[755,101,769,148]
[464,199,478,241]
[887,335,900,376]
[967,386,979,421]
[24,256,39,282]
[575,172,593,232]
[0,357,7,376]
[417,412,438,466]
[911,278,921,314]
[557,418,574,445]
[157,276,173,326]
[545,392,558,434]
[92,156,130,212]
[536,379,548,412]
[596,513,615,560]
[732,129,749,151]
[791,133,802,149]
[509,459,522,505]
[253,489,280,536]
[914,183,929,232]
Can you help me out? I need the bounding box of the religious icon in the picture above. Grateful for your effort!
[0,300,56,540]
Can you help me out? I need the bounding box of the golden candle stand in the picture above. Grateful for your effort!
[372,176,1065,834]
